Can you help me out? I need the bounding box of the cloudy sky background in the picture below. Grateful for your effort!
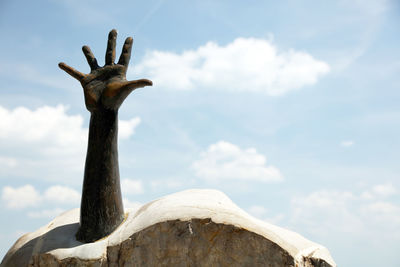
[0,0,399,266]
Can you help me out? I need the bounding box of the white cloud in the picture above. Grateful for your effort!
[121,179,144,195]
[192,141,283,182]
[119,117,141,139]
[0,105,86,155]
[0,105,141,154]
[0,105,86,182]
[135,38,329,95]
[44,186,81,204]
[0,105,140,181]
[27,208,66,219]
[340,140,354,147]
[1,185,41,209]
[1,184,80,210]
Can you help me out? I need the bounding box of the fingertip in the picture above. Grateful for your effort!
[137,79,153,86]
[109,29,118,37]
[82,45,90,53]
[141,79,153,87]
[126,37,133,43]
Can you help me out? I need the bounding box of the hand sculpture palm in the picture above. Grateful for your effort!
[59,29,152,111]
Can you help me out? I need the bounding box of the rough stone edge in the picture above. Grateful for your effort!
[1,189,336,267]
[27,219,333,267]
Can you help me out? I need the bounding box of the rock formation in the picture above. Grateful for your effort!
[1,189,336,267]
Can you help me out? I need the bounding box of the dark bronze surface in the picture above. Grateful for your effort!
[59,29,152,243]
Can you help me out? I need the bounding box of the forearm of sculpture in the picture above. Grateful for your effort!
[76,108,124,242]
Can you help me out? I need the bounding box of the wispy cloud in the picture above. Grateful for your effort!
[332,0,390,71]
[150,179,184,191]
[247,205,285,225]
[27,208,66,219]
[0,156,17,168]
[133,0,165,33]
[290,183,400,242]
[339,0,389,17]
[192,141,283,182]
[361,183,397,199]
[121,179,144,195]
[123,198,142,211]
[340,140,354,147]
[0,63,76,91]
[135,38,329,95]
[52,0,113,25]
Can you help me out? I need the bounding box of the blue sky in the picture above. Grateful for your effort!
[1,0,399,266]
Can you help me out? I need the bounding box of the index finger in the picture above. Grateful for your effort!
[118,37,133,67]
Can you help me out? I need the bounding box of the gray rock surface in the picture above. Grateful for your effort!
[1,189,336,267]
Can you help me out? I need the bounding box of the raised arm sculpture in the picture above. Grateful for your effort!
[59,29,152,243]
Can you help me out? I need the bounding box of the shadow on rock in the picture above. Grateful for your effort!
[1,223,82,267]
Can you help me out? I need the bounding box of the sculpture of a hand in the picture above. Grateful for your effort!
[59,29,152,111]
[59,30,151,243]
